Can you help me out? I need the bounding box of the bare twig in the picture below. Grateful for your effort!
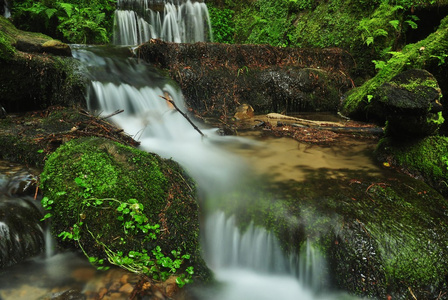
[160,95,206,138]
[102,109,124,120]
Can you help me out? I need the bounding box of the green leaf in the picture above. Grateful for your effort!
[45,8,57,20]
[389,20,400,30]
[405,20,418,30]
[40,213,52,221]
[59,3,73,18]
[366,36,374,46]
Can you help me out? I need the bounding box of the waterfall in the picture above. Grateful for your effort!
[2,0,10,18]
[66,1,360,298]
[113,0,212,45]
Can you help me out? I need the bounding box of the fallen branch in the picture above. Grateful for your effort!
[267,112,384,136]
[267,112,345,127]
[160,95,205,138]
[102,109,124,120]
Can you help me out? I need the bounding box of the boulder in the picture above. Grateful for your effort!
[374,69,443,138]
[376,135,448,197]
[219,169,448,299]
[40,137,210,282]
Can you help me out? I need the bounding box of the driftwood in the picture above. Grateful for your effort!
[266,113,383,136]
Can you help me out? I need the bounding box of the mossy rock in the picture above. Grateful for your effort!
[40,137,210,281]
[340,15,448,122]
[376,135,448,197]
[1,16,84,113]
[374,69,444,138]
[218,169,448,298]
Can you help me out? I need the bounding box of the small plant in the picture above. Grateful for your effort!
[41,177,194,286]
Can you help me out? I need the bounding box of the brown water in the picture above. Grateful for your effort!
[226,130,381,183]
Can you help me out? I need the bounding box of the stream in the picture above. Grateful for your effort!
[0,1,393,299]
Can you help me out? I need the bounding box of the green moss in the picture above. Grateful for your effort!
[376,135,448,195]
[341,15,448,118]
[40,137,210,280]
[0,27,15,60]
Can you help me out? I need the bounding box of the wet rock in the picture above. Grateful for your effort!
[50,289,86,300]
[223,169,448,299]
[0,195,45,268]
[137,40,355,118]
[374,69,443,138]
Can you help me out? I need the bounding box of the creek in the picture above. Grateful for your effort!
[0,1,433,299]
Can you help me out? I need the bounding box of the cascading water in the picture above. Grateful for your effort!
[68,1,362,299]
[114,0,212,45]
[2,0,10,18]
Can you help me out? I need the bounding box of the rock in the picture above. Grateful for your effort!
[374,69,444,138]
[137,40,355,118]
[1,17,87,114]
[42,40,72,57]
[0,195,45,268]
[234,103,254,120]
[40,137,210,283]
[51,289,86,300]
[221,169,448,299]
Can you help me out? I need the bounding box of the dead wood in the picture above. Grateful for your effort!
[160,95,206,138]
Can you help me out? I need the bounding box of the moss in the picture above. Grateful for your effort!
[341,15,448,119]
[212,165,448,297]
[40,137,210,280]
[376,135,448,196]
[0,25,15,60]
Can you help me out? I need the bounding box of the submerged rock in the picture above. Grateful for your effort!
[40,137,210,283]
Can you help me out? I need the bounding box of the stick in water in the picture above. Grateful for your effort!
[159,95,206,137]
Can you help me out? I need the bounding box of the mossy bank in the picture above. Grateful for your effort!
[40,137,210,282]
[0,16,87,113]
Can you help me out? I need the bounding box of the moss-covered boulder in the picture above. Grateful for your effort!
[340,15,448,122]
[220,169,448,299]
[40,137,210,282]
[373,69,444,138]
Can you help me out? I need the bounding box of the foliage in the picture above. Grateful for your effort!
[207,4,235,44]
[341,15,448,118]
[11,0,115,44]
[234,0,294,47]
[41,177,194,286]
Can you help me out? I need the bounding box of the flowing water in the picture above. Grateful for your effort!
[0,1,377,299]
[114,0,212,45]
[2,0,10,18]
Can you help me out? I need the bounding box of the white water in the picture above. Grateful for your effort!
[114,0,212,45]
[3,0,10,18]
[69,40,361,298]
[70,1,363,298]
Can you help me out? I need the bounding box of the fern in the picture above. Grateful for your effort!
[59,3,74,18]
